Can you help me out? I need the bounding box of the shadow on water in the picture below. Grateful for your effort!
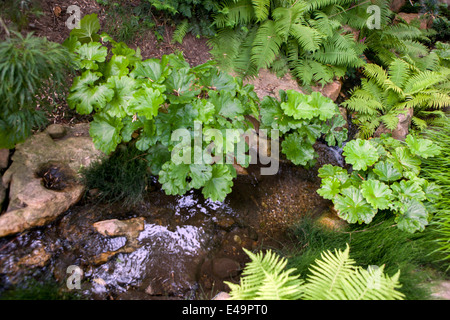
[0,143,343,300]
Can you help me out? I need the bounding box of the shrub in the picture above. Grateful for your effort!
[316,133,441,233]
[208,0,367,86]
[0,32,75,149]
[80,145,151,206]
[341,58,450,138]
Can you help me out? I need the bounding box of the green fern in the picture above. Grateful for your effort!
[342,58,450,138]
[172,19,189,44]
[210,0,366,85]
[226,245,405,300]
[226,248,304,300]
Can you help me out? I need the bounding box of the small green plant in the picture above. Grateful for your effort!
[98,0,156,43]
[80,145,151,206]
[0,0,43,31]
[146,0,219,42]
[317,134,441,233]
[341,58,450,138]
[65,14,259,202]
[226,245,404,300]
[0,32,74,149]
[260,89,347,167]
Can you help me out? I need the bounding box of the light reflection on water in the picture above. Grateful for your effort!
[87,222,209,295]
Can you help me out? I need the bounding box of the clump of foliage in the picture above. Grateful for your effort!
[65,14,260,202]
[285,216,445,299]
[317,134,441,233]
[208,0,367,86]
[0,0,43,31]
[80,145,151,206]
[0,32,74,149]
[226,245,404,300]
[341,58,450,138]
[96,0,156,44]
[420,116,450,265]
[260,89,347,167]
[146,0,219,42]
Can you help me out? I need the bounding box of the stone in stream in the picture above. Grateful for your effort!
[91,217,146,265]
[0,123,104,238]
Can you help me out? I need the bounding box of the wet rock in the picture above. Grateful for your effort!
[15,247,52,269]
[244,69,342,102]
[212,257,241,279]
[93,217,145,238]
[430,280,450,300]
[374,108,413,141]
[0,149,9,169]
[243,68,303,101]
[0,123,104,238]
[214,216,236,231]
[390,0,406,12]
[91,217,145,265]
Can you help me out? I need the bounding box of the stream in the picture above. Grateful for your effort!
[0,143,343,300]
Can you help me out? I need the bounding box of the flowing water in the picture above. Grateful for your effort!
[0,143,343,300]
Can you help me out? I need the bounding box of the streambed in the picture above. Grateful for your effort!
[0,144,342,300]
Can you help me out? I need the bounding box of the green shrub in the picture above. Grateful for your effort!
[80,145,151,206]
[342,58,450,138]
[316,133,441,233]
[65,14,260,202]
[146,0,219,42]
[0,32,75,149]
[260,89,347,167]
[208,0,368,86]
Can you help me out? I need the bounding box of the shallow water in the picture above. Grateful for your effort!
[0,145,343,300]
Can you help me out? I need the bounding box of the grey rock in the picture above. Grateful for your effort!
[0,123,104,238]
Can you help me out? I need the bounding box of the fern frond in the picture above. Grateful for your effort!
[302,244,355,300]
[251,0,270,22]
[251,20,283,69]
[272,2,307,40]
[171,19,189,44]
[403,70,448,95]
[289,23,322,51]
[225,248,305,300]
[233,26,259,77]
[380,112,400,131]
[305,0,353,12]
[303,244,404,300]
[387,58,411,89]
[215,0,255,28]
